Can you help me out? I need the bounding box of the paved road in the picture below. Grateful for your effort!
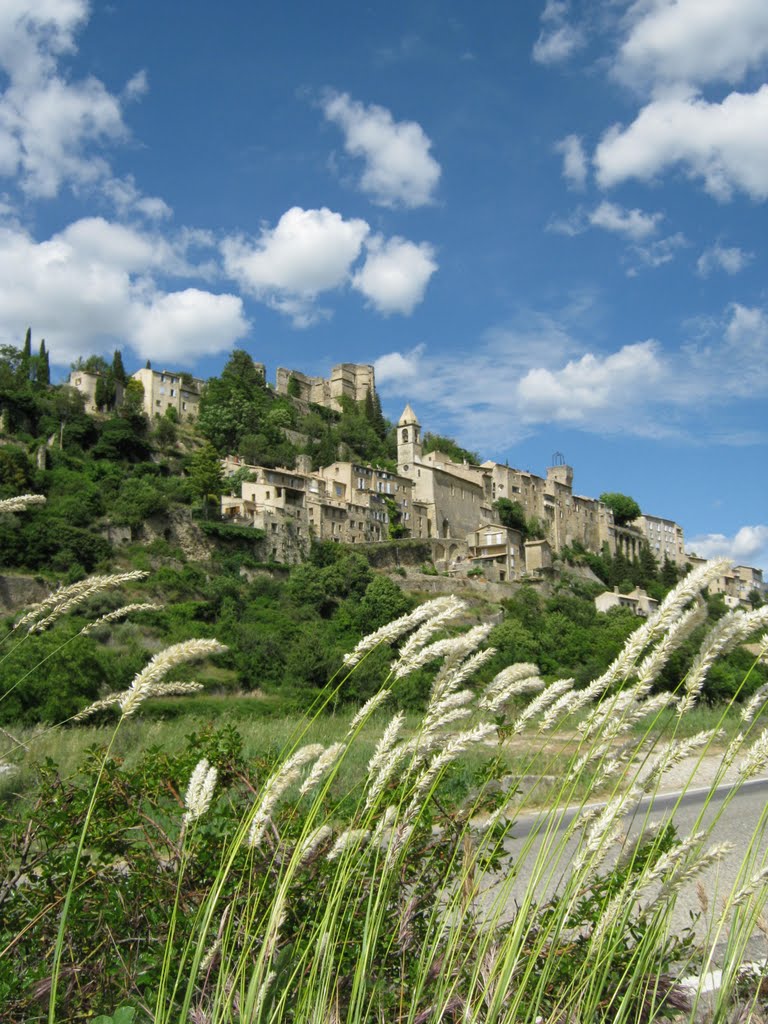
[486,777,768,962]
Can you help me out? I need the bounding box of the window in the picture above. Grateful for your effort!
[155,399,161,406]
[159,386,165,395]
[170,388,176,397]
[276,487,282,497]
[402,428,409,442]
[182,401,187,411]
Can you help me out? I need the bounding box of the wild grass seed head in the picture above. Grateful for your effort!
[344,594,465,668]
[80,602,161,635]
[0,493,46,514]
[246,743,325,848]
[298,743,346,796]
[18,570,149,634]
[347,689,391,731]
[183,758,218,825]
[118,638,226,717]
[394,623,493,680]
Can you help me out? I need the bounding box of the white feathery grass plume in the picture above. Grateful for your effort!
[344,595,465,667]
[639,730,718,792]
[738,728,768,780]
[407,723,497,808]
[119,639,226,717]
[588,559,732,692]
[326,827,371,861]
[74,679,205,723]
[347,689,391,731]
[511,678,574,734]
[683,606,768,703]
[371,804,398,845]
[299,743,346,796]
[429,647,496,708]
[296,824,332,864]
[393,623,493,680]
[390,596,467,668]
[573,790,640,874]
[642,831,708,887]
[480,675,544,715]
[615,822,665,870]
[80,603,161,635]
[658,842,733,897]
[539,688,590,733]
[246,744,325,848]
[251,970,276,1023]
[367,711,405,779]
[183,758,218,825]
[18,570,149,634]
[726,867,768,912]
[634,601,708,687]
[741,683,768,725]
[423,689,474,732]
[0,494,46,513]
[480,662,540,706]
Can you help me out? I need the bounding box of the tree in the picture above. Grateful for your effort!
[20,327,32,382]
[599,492,642,527]
[121,378,146,420]
[189,442,224,518]
[37,340,50,386]
[112,349,127,385]
[493,498,527,534]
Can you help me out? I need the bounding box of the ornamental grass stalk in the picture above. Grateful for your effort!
[4,559,768,1024]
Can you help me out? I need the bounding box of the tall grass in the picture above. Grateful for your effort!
[2,559,768,1023]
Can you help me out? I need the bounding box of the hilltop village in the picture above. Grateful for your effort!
[68,359,764,607]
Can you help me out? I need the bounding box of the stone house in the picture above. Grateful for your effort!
[595,586,659,616]
[634,514,686,567]
[131,367,205,421]
[67,370,124,414]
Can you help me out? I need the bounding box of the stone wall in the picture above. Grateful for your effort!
[0,574,51,614]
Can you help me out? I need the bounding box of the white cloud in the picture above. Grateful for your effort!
[0,218,248,366]
[221,206,369,326]
[594,85,768,200]
[588,200,662,240]
[352,236,437,315]
[628,231,687,273]
[374,346,425,384]
[131,290,247,363]
[372,300,768,450]
[322,91,440,208]
[555,134,587,189]
[697,244,753,276]
[616,0,768,89]
[0,0,155,207]
[687,526,768,569]
[221,207,435,324]
[532,1,585,65]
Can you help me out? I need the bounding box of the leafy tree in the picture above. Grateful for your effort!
[287,374,302,398]
[20,327,31,382]
[493,498,527,535]
[189,442,224,518]
[423,432,480,464]
[599,492,642,526]
[356,575,412,631]
[385,496,407,539]
[121,378,146,420]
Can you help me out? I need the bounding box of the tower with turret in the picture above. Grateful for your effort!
[397,404,422,472]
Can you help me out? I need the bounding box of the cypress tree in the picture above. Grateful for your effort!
[112,349,127,385]
[37,339,50,385]
[19,327,32,382]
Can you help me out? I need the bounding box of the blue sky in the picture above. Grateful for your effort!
[0,1,766,569]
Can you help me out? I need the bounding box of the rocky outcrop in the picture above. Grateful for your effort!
[0,574,52,615]
[136,507,214,562]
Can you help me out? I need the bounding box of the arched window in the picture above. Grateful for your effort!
[402,428,409,442]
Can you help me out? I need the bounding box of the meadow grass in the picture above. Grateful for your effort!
[1,561,768,1023]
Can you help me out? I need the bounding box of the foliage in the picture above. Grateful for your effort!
[493,497,527,534]
[600,491,642,526]
[2,567,768,1024]
[423,430,480,464]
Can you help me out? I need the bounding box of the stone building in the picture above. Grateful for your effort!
[67,369,124,414]
[595,586,659,616]
[131,367,205,421]
[220,454,411,562]
[275,363,375,413]
[685,556,765,607]
[465,523,525,582]
[634,514,686,567]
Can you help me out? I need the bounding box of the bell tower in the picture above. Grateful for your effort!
[397,403,422,473]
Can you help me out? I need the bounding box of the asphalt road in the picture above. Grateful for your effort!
[487,776,768,963]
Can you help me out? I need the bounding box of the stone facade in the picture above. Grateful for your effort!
[220,455,411,563]
[275,363,375,413]
[131,367,205,421]
[685,556,765,607]
[634,514,686,567]
[595,586,659,616]
[68,370,124,414]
